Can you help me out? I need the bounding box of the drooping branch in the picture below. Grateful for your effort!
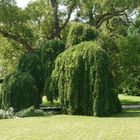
[0,28,34,52]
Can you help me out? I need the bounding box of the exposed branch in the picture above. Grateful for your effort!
[123,13,133,24]
[95,7,128,28]
[0,28,34,52]
[88,8,94,26]
[61,0,76,30]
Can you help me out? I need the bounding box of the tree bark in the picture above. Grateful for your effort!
[50,0,76,39]
[50,0,61,38]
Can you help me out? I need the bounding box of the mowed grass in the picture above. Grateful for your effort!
[0,109,140,140]
[119,94,140,105]
[0,94,140,140]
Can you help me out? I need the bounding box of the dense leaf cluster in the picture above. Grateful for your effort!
[67,23,98,47]
[18,53,44,94]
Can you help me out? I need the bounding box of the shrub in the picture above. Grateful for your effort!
[67,23,98,47]
[16,106,45,118]
[17,53,44,95]
[42,96,60,107]
[121,74,140,96]
[0,107,14,119]
[0,72,39,111]
[40,39,65,101]
[51,41,121,117]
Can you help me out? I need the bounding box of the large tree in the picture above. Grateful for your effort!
[0,0,140,52]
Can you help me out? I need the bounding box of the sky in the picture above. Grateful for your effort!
[16,0,31,8]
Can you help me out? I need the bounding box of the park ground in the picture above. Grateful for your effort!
[0,94,140,140]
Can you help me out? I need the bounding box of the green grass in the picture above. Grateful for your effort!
[119,94,140,105]
[0,110,140,140]
[0,94,140,140]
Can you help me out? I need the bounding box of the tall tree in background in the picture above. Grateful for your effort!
[0,0,140,52]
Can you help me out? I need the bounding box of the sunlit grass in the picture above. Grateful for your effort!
[0,109,140,140]
[119,94,140,105]
[0,93,140,140]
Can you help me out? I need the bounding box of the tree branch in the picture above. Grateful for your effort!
[95,7,128,28]
[61,0,76,30]
[0,28,34,52]
[123,13,133,24]
[105,20,115,32]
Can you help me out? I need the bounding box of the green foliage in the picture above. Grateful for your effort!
[17,53,44,95]
[135,17,140,28]
[118,35,140,96]
[0,72,39,111]
[52,41,121,117]
[40,39,65,100]
[99,34,121,86]
[67,23,98,47]
[16,106,46,118]
[25,0,54,40]
[0,0,36,47]
[0,36,24,78]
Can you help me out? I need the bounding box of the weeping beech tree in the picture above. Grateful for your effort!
[51,41,121,117]
[40,39,65,100]
[17,53,44,103]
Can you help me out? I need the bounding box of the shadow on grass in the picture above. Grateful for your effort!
[111,109,140,118]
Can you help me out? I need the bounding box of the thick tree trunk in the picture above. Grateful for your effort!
[50,0,61,38]
[50,0,76,39]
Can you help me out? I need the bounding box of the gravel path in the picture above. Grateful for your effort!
[122,104,140,109]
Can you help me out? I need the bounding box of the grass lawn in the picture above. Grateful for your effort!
[0,94,140,140]
[119,94,140,105]
[0,109,140,140]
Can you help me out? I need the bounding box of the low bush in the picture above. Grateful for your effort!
[0,107,14,119]
[16,106,46,118]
